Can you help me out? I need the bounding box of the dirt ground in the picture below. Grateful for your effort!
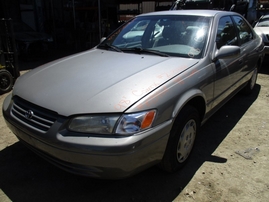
[0,57,269,202]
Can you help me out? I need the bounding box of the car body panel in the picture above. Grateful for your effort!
[4,110,171,179]
[3,92,172,179]
[13,49,198,115]
[254,27,269,34]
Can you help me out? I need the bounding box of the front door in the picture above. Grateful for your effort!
[212,15,243,108]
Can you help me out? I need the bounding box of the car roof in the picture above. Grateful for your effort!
[138,9,237,18]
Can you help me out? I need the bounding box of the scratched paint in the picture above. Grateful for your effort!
[113,65,191,110]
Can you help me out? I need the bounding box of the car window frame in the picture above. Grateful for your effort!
[99,15,212,59]
[231,15,254,46]
[216,15,238,49]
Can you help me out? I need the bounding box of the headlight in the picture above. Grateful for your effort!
[68,115,120,134]
[116,110,156,135]
[68,110,156,135]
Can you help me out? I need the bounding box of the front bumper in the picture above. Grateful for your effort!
[3,94,172,179]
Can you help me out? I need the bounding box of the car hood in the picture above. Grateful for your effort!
[13,49,198,116]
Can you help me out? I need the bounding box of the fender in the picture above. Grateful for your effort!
[172,88,207,121]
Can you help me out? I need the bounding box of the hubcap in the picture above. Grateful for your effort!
[177,119,196,163]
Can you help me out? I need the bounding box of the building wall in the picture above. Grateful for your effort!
[119,1,172,13]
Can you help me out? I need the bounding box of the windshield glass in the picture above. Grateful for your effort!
[98,15,211,58]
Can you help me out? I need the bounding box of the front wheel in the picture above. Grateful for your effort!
[0,69,13,94]
[159,105,200,172]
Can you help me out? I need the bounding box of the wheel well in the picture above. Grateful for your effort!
[185,96,206,122]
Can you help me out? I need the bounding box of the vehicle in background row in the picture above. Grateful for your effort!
[254,14,269,54]
[13,21,53,57]
[3,10,264,179]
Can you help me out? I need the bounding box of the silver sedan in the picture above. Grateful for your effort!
[3,10,264,179]
[254,14,269,54]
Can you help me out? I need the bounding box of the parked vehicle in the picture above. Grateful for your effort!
[254,14,269,54]
[2,10,264,179]
[13,21,53,56]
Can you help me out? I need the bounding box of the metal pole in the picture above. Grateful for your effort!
[50,0,57,47]
[98,0,101,39]
[72,0,76,30]
[72,0,78,49]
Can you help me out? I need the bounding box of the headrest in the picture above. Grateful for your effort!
[162,26,173,39]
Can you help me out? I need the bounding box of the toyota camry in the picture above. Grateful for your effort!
[3,10,264,179]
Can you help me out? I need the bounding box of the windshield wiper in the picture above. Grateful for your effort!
[122,47,169,57]
[98,43,123,52]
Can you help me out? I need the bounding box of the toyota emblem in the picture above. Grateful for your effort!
[25,110,34,119]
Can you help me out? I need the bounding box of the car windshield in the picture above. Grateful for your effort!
[256,17,269,27]
[98,15,211,59]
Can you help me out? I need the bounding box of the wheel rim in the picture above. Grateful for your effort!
[177,119,196,163]
[250,68,258,90]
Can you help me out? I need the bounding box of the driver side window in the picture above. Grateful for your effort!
[216,16,238,49]
[232,15,253,45]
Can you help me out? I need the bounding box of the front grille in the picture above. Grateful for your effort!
[11,96,58,133]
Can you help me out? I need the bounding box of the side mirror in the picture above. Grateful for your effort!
[212,45,240,62]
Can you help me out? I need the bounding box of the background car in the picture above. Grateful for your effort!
[253,14,269,54]
[13,21,53,56]
[3,10,264,179]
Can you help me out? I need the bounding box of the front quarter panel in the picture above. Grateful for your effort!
[127,60,215,126]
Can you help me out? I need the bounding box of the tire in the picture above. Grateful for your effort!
[0,69,14,94]
[242,65,258,95]
[159,105,200,172]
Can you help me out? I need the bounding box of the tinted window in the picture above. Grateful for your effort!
[216,16,238,49]
[232,15,253,45]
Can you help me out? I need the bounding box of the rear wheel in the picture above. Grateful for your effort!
[0,69,13,94]
[159,105,200,172]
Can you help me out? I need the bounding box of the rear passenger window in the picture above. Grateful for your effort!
[216,16,238,49]
[232,15,253,45]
